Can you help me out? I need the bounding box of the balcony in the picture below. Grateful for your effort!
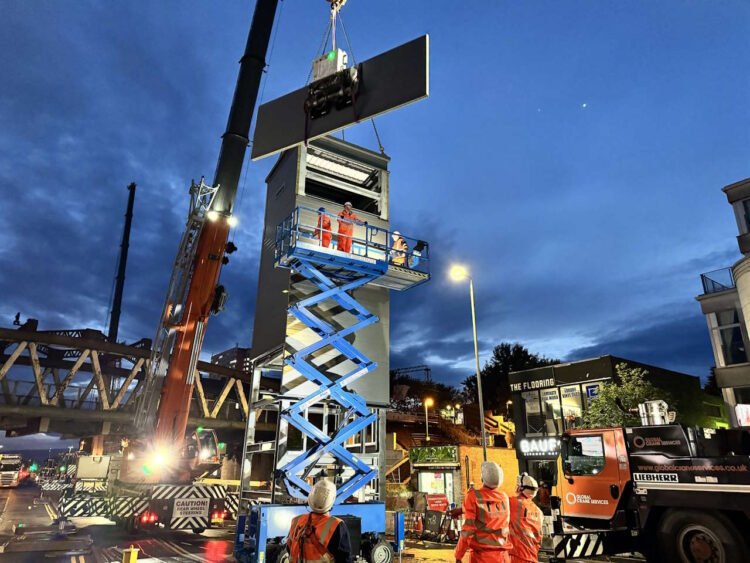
[700,267,736,295]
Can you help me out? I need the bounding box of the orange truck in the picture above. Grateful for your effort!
[550,401,750,562]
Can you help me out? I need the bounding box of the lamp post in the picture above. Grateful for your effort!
[424,397,434,442]
[449,265,487,461]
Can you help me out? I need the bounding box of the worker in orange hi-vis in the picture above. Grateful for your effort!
[286,479,353,563]
[315,207,332,248]
[455,462,512,563]
[336,201,360,253]
[509,473,544,563]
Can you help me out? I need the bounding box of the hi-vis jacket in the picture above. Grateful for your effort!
[455,486,512,562]
[288,513,342,563]
[509,495,544,562]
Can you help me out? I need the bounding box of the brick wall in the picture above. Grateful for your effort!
[456,445,519,505]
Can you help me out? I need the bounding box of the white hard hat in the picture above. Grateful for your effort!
[517,473,539,491]
[391,231,401,240]
[308,479,336,514]
[344,201,352,207]
[481,461,503,489]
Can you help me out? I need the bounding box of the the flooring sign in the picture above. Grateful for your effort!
[173,498,209,519]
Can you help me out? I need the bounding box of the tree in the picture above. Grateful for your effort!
[704,367,721,397]
[461,343,559,414]
[390,371,461,413]
[582,363,671,428]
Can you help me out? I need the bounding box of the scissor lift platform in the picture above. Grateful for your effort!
[275,206,430,291]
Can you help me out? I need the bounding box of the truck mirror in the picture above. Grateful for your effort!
[560,436,572,479]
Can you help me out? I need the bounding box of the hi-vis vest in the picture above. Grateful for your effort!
[457,487,511,554]
[509,496,543,562]
[288,513,342,563]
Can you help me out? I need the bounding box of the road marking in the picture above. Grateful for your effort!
[164,539,203,561]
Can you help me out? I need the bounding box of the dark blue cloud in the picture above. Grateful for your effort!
[1,0,748,408]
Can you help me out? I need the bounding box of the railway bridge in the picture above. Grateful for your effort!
[0,325,273,442]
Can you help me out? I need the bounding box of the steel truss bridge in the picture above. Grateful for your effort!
[0,326,272,439]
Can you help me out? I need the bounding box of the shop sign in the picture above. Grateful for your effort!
[409,445,458,465]
[518,437,561,458]
[585,384,601,398]
[426,493,450,512]
[541,388,559,402]
[510,376,555,393]
[561,386,580,399]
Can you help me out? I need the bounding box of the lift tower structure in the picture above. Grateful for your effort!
[236,136,430,562]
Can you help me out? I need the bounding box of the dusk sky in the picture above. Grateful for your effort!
[2,0,749,393]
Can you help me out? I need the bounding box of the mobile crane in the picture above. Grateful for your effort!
[551,400,750,562]
[58,0,281,532]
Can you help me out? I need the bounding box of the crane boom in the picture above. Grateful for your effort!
[135,0,279,450]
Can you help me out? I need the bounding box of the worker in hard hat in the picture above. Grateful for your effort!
[287,479,353,563]
[390,231,410,267]
[455,462,512,563]
[336,202,361,253]
[508,473,544,563]
[315,207,332,248]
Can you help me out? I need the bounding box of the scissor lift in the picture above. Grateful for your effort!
[235,207,429,562]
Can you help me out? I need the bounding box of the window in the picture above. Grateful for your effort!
[561,385,583,430]
[711,310,748,366]
[703,403,723,418]
[564,435,605,476]
[523,391,544,436]
[541,388,563,435]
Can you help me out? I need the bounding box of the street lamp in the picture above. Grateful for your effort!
[424,397,434,442]
[449,264,487,461]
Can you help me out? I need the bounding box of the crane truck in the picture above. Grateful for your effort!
[59,0,280,532]
[550,400,750,562]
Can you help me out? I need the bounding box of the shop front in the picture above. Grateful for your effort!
[509,358,612,490]
[409,445,461,508]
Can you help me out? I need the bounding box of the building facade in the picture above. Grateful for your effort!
[697,177,750,427]
[210,346,252,373]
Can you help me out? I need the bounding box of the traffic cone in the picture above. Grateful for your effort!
[415,513,423,533]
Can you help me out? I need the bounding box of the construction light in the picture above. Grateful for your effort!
[218,442,226,450]
[196,426,205,434]
[327,50,336,61]
[59,466,66,473]
[227,215,238,227]
[449,265,469,282]
[29,463,37,472]
[206,210,220,222]
[200,448,211,460]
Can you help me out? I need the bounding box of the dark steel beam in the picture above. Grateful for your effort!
[108,182,136,343]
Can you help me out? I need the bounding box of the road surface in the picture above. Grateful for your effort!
[0,485,643,562]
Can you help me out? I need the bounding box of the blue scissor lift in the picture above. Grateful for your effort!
[236,206,429,562]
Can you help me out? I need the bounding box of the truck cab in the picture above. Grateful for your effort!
[0,455,24,488]
[553,412,750,562]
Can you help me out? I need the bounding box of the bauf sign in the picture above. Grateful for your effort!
[519,437,561,457]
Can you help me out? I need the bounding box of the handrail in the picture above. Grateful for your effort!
[276,205,430,275]
[700,267,735,295]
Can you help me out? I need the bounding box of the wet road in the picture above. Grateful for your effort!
[0,484,236,562]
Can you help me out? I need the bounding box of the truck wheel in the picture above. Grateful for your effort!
[658,510,750,563]
[366,538,393,563]
[192,527,205,534]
